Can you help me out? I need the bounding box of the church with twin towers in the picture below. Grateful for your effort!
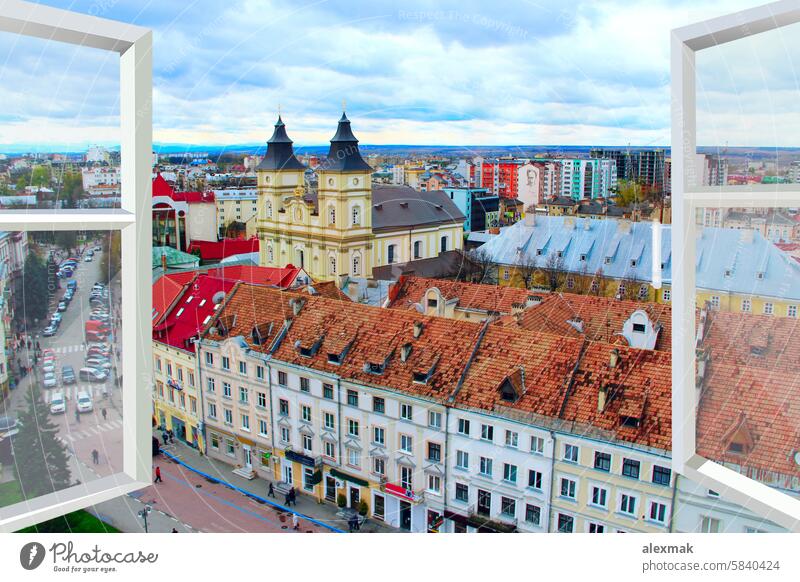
[256,111,465,286]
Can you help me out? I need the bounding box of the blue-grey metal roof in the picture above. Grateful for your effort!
[479,216,800,300]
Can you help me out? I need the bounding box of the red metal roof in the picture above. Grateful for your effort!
[187,237,259,261]
[152,174,214,203]
[206,264,303,288]
[153,274,235,352]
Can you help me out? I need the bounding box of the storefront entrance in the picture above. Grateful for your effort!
[325,476,336,502]
[400,501,412,531]
[349,486,360,509]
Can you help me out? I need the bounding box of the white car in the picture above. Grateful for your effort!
[43,371,57,388]
[42,360,56,374]
[76,391,93,413]
[50,391,66,414]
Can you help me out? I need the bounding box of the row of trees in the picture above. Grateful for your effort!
[465,248,649,301]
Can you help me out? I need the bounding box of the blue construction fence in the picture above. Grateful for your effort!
[159,449,344,533]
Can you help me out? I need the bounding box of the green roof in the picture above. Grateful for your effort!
[152,246,200,268]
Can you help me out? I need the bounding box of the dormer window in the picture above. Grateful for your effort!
[579,253,587,262]
[328,353,341,364]
[632,323,646,333]
[427,299,438,308]
[412,371,429,384]
[296,336,323,358]
[500,382,517,402]
[251,322,273,346]
[724,269,732,278]
[604,256,612,264]
[620,415,640,428]
[536,249,543,256]
[727,441,745,454]
[756,271,765,280]
[365,361,385,375]
[630,259,637,267]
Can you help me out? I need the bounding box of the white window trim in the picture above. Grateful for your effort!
[0,1,152,532]
[671,2,800,531]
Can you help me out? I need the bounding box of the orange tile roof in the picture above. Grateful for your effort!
[497,293,672,351]
[387,275,534,314]
[562,343,672,450]
[452,326,584,420]
[697,359,800,479]
[271,295,483,401]
[703,310,800,373]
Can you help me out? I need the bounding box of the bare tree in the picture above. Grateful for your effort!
[617,274,640,301]
[543,253,567,292]
[514,254,538,290]
[465,248,496,284]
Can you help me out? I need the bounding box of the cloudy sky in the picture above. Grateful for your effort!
[0,0,797,150]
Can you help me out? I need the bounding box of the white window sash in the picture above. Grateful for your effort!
[671,1,800,531]
[0,1,152,532]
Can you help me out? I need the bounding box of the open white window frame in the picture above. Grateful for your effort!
[0,1,152,532]
[671,0,800,532]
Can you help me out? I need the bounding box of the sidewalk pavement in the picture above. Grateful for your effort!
[157,434,396,533]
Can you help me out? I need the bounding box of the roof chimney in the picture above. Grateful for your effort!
[524,213,535,227]
[413,321,424,338]
[597,385,609,412]
[609,348,620,368]
[289,297,306,316]
[400,343,412,362]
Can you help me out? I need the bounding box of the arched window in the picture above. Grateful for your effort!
[352,205,361,226]
[266,200,272,218]
[352,254,361,275]
[267,245,274,263]
[440,235,448,252]
[329,255,337,275]
[328,205,336,225]
[413,240,422,259]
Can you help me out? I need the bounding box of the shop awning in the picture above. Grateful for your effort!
[329,468,369,488]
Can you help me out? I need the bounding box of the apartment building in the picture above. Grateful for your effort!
[189,281,795,533]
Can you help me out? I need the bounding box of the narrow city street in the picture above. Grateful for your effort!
[2,237,124,493]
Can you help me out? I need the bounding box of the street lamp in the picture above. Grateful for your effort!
[138,504,152,533]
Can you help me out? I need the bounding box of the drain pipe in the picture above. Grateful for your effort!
[546,430,557,532]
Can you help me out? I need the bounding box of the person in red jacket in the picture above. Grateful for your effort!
[154,466,162,483]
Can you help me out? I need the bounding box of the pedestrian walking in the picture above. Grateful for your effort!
[348,513,358,533]
[168,429,175,444]
[162,431,169,446]
[284,492,291,506]
[288,487,296,506]
[75,409,81,423]
[267,482,275,498]
[154,466,162,483]
[292,514,299,531]
[101,408,107,421]
[91,449,99,464]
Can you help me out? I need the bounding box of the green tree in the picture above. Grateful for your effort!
[54,231,78,253]
[19,251,50,324]
[13,390,72,500]
[57,172,84,208]
[615,180,644,207]
[99,231,121,284]
[30,165,51,188]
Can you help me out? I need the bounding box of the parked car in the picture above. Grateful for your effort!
[62,365,76,385]
[43,371,57,388]
[84,256,92,262]
[79,367,108,382]
[50,392,66,414]
[42,360,56,374]
[67,280,77,290]
[42,325,58,337]
[57,301,67,312]
[51,312,62,324]
[76,391,93,412]
[94,245,101,251]
[85,358,112,370]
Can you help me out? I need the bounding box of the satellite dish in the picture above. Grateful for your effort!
[212,291,225,304]
[794,451,800,467]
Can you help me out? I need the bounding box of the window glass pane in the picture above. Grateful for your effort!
[695,23,800,188]
[1,229,122,509]
[0,32,121,211]
[692,206,800,486]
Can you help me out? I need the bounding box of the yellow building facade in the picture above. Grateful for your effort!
[257,114,464,284]
[153,341,204,450]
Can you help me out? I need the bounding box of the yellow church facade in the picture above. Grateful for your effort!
[256,113,464,284]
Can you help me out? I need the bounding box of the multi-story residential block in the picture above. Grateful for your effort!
[591,148,667,195]
[441,187,499,233]
[213,188,259,238]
